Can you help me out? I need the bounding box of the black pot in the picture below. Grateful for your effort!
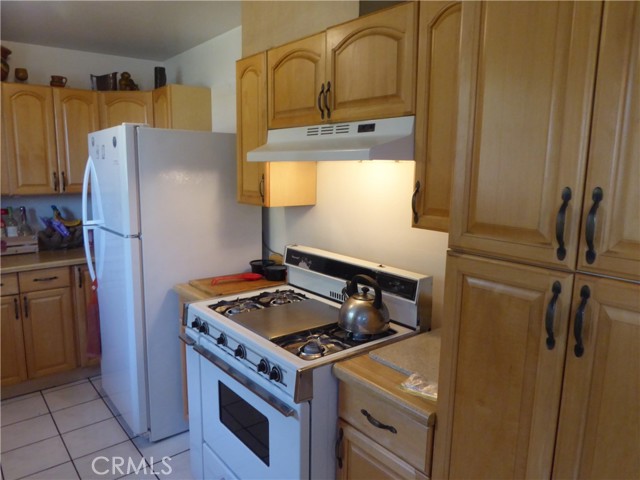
[264,265,287,281]
[249,259,275,275]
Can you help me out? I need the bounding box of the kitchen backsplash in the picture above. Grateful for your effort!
[0,194,83,232]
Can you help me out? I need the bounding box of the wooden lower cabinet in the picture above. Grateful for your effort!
[22,287,76,378]
[553,274,640,479]
[1,294,28,386]
[1,266,82,386]
[435,253,640,479]
[337,420,428,480]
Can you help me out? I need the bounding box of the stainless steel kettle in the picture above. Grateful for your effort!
[338,274,390,335]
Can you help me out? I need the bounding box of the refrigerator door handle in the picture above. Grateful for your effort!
[82,156,103,282]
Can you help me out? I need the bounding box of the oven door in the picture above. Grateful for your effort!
[197,337,311,479]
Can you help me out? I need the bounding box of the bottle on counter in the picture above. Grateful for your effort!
[0,208,6,237]
[5,207,18,237]
[18,206,33,236]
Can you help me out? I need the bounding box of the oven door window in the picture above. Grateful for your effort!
[219,381,269,465]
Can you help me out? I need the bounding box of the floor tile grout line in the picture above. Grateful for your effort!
[12,460,74,480]
[40,389,83,480]
[2,395,109,428]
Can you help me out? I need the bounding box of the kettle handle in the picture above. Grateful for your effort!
[345,274,383,309]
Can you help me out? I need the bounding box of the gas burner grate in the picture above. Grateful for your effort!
[254,289,309,307]
[207,289,309,318]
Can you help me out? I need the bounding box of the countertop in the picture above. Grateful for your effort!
[333,330,440,419]
[174,275,286,302]
[1,248,88,274]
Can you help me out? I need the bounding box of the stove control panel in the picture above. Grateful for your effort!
[186,311,294,397]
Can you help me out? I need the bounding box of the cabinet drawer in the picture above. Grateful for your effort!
[19,267,71,292]
[339,382,432,474]
[1,274,19,295]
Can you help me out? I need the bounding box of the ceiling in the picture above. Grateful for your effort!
[0,1,242,61]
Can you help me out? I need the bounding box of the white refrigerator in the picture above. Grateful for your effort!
[82,124,261,441]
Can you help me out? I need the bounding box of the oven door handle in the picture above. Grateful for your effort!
[178,332,196,346]
[193,345,296,418]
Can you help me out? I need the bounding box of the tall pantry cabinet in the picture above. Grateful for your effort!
[435,2,640,479]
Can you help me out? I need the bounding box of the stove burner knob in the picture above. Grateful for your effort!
[198,323,209,335]
[269,366,282,383]
[257,359,269,374]
[216,333,227,346]
[234,345,246,359]
[191,317,202,329]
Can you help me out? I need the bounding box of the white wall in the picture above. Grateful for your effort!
[1,41,160,90]
[164,27,241,133]
[267,161,449,329]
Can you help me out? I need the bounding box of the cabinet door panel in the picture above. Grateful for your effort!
[1,83,57,194]
[553,275,640,479]
[98,91,153,128]
[1,295,28,387]
[327,2,417,122]
[449,2,602,269]
[577,2,640,281]
[268,33,325,128]
[236,53,268,205]
[22,288,76,378]
[53,88,99,193]
[413,1,461,231]
[434,253,574,479]
[337,421,426,480]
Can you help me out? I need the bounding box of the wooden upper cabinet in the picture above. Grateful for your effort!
[1,83,58,195]
[153,84,212,131]
[412,1,461,232]
[265,2,417,129]
[576,2,640,282]
[553,274,640,479]
[268,33,326,129]
[237,53,268,205]
[449,2,603,270]
[53,88,100,193]
[98,91,153,128]
[327,1,417,123]
[434,252,575,479]
[237,53,317,207]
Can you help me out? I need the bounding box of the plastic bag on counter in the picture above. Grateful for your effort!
[400,373,438,401]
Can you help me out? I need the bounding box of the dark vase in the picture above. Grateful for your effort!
[1,46,11,82]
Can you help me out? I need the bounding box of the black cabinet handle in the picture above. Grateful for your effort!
[574,285,591,358]
[33,276,58,282]
[335,427,344,469]
[317,83,325,120]
[23,296,29,318]
[411,181,420,224]
[77,267,83,288]
[61,171,67,192]
[52,172,59,191]
[13,297,19,320]
[360,409,397,434]
[324,81,331,119]
[545,281,562,350]
[259,175,265,203]
[555,187,572,260]
[585,187,603,264]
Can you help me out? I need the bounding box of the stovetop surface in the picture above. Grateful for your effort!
[227,298,340,341]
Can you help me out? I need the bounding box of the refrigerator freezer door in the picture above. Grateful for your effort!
[88,124,142,236]
[94,226,148,436]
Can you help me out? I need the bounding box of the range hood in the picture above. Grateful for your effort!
[247,116,415,162]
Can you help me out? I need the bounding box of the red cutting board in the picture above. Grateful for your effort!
[188,275,286,298]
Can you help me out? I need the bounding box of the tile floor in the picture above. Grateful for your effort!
[0,376,194,480]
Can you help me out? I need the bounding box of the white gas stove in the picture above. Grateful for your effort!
[182,245,432,479]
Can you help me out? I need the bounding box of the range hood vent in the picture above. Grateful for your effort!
[247,116,415,162]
